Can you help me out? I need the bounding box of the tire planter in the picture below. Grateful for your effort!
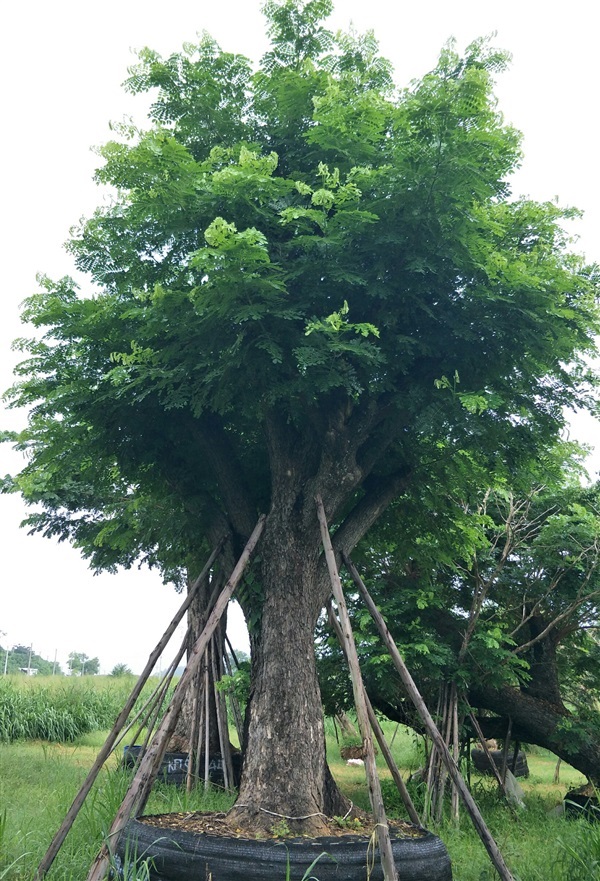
[564,785,600,821]
[471,749,529,779]
[123,747,242,788]
[118,815,453,881]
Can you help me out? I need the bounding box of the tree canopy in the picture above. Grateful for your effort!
[2,0,599,832]
[4,6,598,583]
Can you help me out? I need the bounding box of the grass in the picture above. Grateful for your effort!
[0,685,597,880]
[0,675,156,743]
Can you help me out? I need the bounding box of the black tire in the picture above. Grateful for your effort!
[122,747,190,786]
[471,749,529,779]
[122,748,242,788]
[118,815,453,881]
[564,790,600,821]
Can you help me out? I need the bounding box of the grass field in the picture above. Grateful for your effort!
[0,678,598,880]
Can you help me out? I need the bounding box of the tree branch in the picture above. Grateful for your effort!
[327,470,411,560]
[190,413,258,539]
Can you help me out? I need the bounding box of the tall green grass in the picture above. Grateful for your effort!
[0,676,156,743]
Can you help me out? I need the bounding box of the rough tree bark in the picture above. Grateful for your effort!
[229,521,349,835]
[223,404,410,835]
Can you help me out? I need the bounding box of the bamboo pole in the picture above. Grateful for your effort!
[344,555,516,881]
[422,685,444,826]
[114,642,183,753]
[86,516,265,881]
[326,600,421,827]
[187,665,202,793]
[211,636,234,790]
[451,686,460,824]
[501,718,513,785]
[222,646,244,744]
[35,539,225,881]
[435,689,453,825]
[316,497,398,881]
[136,631,189,755]
[468,712,514,806]
[204,661,211,789]
[225,634,240,669]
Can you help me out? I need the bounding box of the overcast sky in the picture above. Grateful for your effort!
[1,0,599,674]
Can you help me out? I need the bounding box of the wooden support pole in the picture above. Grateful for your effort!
[316,497,398,881]
[501,718,513,785]
[468,712,513,805]
[225,634,240,670]
[35,539,225,881]
[211,636,234,790]
[326,600,421,827]
[344,555,516,881]
[451,685,460,824]
[187,665,202,794]
[136,631,189,755]
[222,646,244,745]
[204,662,211,790]
[86,516,265,881]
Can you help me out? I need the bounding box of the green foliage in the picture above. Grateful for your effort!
[0,645,62,676]
[67,652,100,676]
[319,464,600,762]
[0,677,146,743]
[217,660,251,712]
[556,823,600,881]
[4,1,598,597]
[110,663,133,677]
[2,5,600,800]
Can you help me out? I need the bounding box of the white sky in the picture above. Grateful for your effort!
[1,0,599,674]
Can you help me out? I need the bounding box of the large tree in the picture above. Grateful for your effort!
[318,460,600,781]
[3,0,599,833]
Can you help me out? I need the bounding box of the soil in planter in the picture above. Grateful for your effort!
[138,810,420,840]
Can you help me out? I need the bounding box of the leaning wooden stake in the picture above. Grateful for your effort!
[468,712,515,808]
[35,539,225,881]
[316,497,398,881]
[326,599,421,827]
[86,516,265,881]
[344,555,516,881]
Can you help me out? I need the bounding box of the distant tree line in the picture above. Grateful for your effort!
[0,644,63,675]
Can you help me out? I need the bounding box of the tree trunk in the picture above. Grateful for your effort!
[469,682,600,783]
[229,522,349,835]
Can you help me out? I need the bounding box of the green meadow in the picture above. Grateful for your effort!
[0,676,598,880]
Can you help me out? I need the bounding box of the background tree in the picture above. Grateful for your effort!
[110,663,133,677]
[67,652,100,676]
[3,0,599,833]
[318,455,600,781]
